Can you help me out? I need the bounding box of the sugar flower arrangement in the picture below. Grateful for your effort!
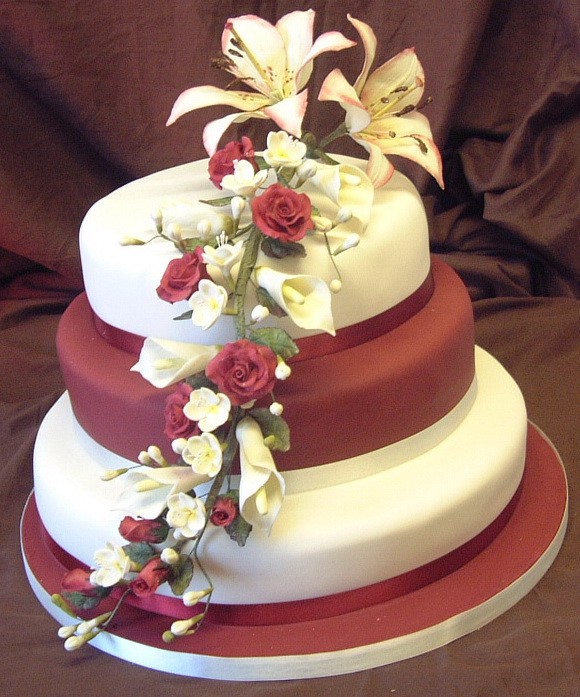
[52,10,442,650]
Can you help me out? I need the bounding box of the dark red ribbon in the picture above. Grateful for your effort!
[92,271,434,362]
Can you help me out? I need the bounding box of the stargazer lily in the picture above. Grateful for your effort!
[318,15,443,188]
[166,11,355,154]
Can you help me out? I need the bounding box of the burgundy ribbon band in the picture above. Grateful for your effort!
[92,270,435,363]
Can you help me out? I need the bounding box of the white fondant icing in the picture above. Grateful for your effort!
[79,158,430,343]
[33,348,527,605]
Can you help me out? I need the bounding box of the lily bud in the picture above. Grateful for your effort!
[251,304,270,323]
[269,401,284,416]
[230,196,246,220]
[332,233,360,256]
[160,547,180,565]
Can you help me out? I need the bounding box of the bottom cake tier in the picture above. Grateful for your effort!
[34,347,527,606]
[22,421,567,680]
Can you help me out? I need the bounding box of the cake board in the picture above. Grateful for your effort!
[21,422,567,681]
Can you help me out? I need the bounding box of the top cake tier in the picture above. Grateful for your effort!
[80,157,430,344]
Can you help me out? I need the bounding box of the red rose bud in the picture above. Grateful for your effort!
[130,558,171,597]
[205,338,277,406]
[61,568,97,595]
[210,496,238,527]
[156,248,208,303]
[164,382,200,441]
[252,183,313,243]
[208,136,257,189]
[119,516,170,544]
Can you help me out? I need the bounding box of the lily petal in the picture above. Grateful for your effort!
[166,85,270,126]
[263,91,309,138]
[318,68,371,133]
[361,48,425,114]
[347,15,377,95]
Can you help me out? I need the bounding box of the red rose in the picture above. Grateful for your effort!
[156,248,208,303]
[61,568,97,595]
[208,136,258,189]
[130,558,171,597]
[252,183,313,243]
[164,383,200,441]
[119,515,170,544]
[210,496,238,527]
[205,339,277,406]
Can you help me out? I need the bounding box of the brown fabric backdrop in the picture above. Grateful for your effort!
[0,1,578,695]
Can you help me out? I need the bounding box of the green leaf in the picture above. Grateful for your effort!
[169,555,194,596]
[199,196,234,207]
[122,542,156,567]
[249,408,290,451]
[173,309,193,321]
[255,287,287,318]
[186,372,218,391]
[261,236,307,260]
[249,327,299,360]
[225,514,253,547]
[179,237,207,253]
[61,587,111,612]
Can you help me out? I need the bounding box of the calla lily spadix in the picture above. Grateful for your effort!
[318,15,444,189]
[166,11,356,154]
[236,417,285,532]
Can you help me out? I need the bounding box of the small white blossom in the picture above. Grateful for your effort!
[179,432,223,477]
[220,159,268,196]
[263,130,307,168]
[189,279,229,330]
[166,492,206,539]
[203,239,244,290]
[183,387,231,432]
[90,543,131,587]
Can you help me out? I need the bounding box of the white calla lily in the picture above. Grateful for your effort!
[309,161,374,235]
[236,417,285,532]
[254,266,335,335]
[116,465,212,520]
[131,338,219,388]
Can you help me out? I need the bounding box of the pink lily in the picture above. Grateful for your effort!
[167,11,355,155]
[318,15,443,188]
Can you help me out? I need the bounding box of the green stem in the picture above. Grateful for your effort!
[233,225,261,339]
[319,123,349,149]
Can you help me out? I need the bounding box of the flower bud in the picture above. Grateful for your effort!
[58,625,78,639]
[100,467,129,481]
[275,358,291,380]
[119,236,146,246]
[269,402,284,416]
[329,279,342,293]
[332,233,360,256]
[171,615,204,636]
[183,589,211,607]
[333,207,352,225]
[230,196,246,220]
[197,219,212,237]
[160,547,180,565]
[251,304,270,323]
[295,159,317,182]
[312,215,333,232]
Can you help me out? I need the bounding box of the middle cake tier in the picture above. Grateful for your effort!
[58,258,475,469]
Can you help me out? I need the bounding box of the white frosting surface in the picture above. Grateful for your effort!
[79,158,430,343]
[34,348,527,604]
